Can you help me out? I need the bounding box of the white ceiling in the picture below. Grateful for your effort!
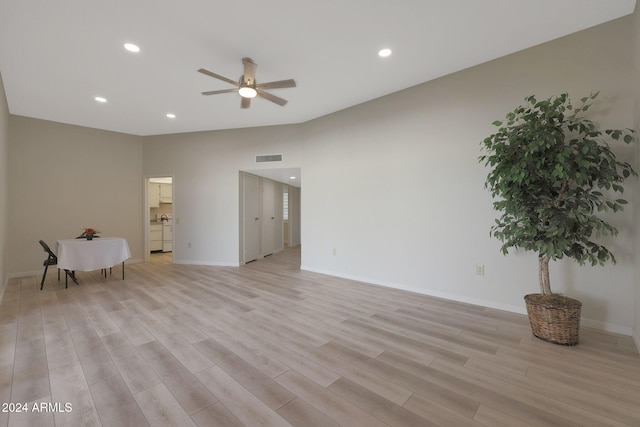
[0,1,635,137]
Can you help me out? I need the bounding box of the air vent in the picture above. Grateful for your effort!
[256,154,283,163]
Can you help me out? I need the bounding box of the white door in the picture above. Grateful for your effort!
[243,174,261,262]
[262,179,275,256]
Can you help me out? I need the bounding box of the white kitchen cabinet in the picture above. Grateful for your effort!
[160,184,172,203]
[149,183,160,208]
[150,224,163,251]
[162,223,172,252]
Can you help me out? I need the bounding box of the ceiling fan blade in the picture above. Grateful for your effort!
[256,79,296,90]
[257,89,288,106]
[241,97,251,109]
[201,88,238,95]
[197,68,239,87]
[242,58,257,86]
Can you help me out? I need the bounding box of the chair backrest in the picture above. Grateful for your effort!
[39,240,57,263]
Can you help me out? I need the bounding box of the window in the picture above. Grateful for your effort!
[283,190,289,221]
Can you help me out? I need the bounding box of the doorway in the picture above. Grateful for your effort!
[147,176,173,262]
[239,169,301,264]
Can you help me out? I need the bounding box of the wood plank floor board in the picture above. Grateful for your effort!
[225,317,342,388]
[88,370,149,427]
[276,397,343,427]
[365,310,502,356]
[107,308,156,346]
[136,340,219,415]
[464,356,640,425]
[0,362,12,427]
[6,396,55,427]
[48,362,101,427]
[0,322,17,367]
[274,369,389,427]
[138,321,214,374]
[375,349,570,426]
[402,392,485,427]
[82,304,120,338]
[10,336,50,403]
[341,317,472,365]
[196,322,290,379]
[193,338,296,411]
[328,376,439,427]
[497,344,640,386]
[270,334,414,406]
[100,332,160,394]
[327,344,480,418]
[472,404,537,427]
[197,366,293,427]
[431,358,629,427]
[190,401,245,427]
[244,309,331,348]
[134,383,198,427]
[149,307,210,344]
[524,365,640,411]
[1,247,638,426]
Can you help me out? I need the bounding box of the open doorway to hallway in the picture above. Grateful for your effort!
[239,168,301,265]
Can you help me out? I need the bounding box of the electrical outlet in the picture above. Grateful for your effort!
[476,264,485,275]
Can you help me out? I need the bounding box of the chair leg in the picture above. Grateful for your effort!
[40,264,49,290]
[57,268,60,281]
[64,270,78,286]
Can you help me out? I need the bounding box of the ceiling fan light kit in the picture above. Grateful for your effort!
[199,57,295,109]
[238,86,257,98]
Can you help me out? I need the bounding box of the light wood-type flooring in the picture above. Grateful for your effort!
[1,246,639,426]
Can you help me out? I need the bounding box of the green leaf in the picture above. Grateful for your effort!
[479,91,637,287]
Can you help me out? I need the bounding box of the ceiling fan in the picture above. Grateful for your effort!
[198,58,296,109]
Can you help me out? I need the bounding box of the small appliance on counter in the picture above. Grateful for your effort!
[157,214,172,224]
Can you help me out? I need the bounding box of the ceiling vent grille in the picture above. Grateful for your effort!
[256,154,283,163]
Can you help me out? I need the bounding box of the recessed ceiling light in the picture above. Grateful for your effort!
[124,43,140,53]
[94,96,107,103]
[166,113,176,119]
[378,48,392,58]
[289,176,296,180]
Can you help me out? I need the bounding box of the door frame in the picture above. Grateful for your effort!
[144,175,174,263]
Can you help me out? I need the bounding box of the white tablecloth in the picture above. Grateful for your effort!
[56,237,131,271]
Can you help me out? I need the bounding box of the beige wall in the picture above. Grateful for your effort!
[143,125,304,266]
[0,72,9,296]
[8,116,144,274]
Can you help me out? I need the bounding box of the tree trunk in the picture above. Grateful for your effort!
[538,255,552,295]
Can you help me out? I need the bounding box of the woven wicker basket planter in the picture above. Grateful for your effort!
[524,294,582,346]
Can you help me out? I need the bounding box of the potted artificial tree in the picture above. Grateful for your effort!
[479,92,636,345]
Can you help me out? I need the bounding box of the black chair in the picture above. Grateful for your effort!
[39,240,77,290]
